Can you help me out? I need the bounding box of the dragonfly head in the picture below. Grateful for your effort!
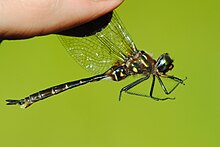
[156,53,174,74]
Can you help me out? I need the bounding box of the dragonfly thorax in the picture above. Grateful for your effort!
[106,50,155,81]
[126,51,153,75]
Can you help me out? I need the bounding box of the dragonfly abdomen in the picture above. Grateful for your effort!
[6,74,106,108]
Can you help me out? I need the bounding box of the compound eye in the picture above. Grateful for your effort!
[156,53,174,73]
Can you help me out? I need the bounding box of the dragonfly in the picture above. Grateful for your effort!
[6,11,186,108]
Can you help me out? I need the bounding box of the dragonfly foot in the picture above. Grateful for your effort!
[151,96,175,101]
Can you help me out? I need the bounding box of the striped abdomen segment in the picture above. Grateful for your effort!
[6,74,106,108]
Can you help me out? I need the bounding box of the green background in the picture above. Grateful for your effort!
[0,0,219,146]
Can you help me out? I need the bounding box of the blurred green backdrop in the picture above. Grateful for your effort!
[0,0,219,146]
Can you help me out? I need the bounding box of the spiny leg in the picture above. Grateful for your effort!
[157,76,187,95]
[125,91,174,101]
[119,75,150,101]
[168,76,187,85]
[149,75,175,101]
[120,75,175,101]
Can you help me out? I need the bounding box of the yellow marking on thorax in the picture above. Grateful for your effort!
[140,55,149,68]
[132,67,138,73]
[120,72,126,77]
[114,74,118,81]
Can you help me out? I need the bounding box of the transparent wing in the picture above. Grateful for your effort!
[58,11,137,74]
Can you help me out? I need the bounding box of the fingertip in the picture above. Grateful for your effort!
[89,0,124,18]
[99,0,124,10]
[65,0,124,28]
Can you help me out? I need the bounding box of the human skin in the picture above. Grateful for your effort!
[0,0,124,39]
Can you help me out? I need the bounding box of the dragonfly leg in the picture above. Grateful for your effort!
[122,75,175,101]
[157,76,187,95]
[148,75,174,100]
[119,75,150,101]
[125,91,175,101]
